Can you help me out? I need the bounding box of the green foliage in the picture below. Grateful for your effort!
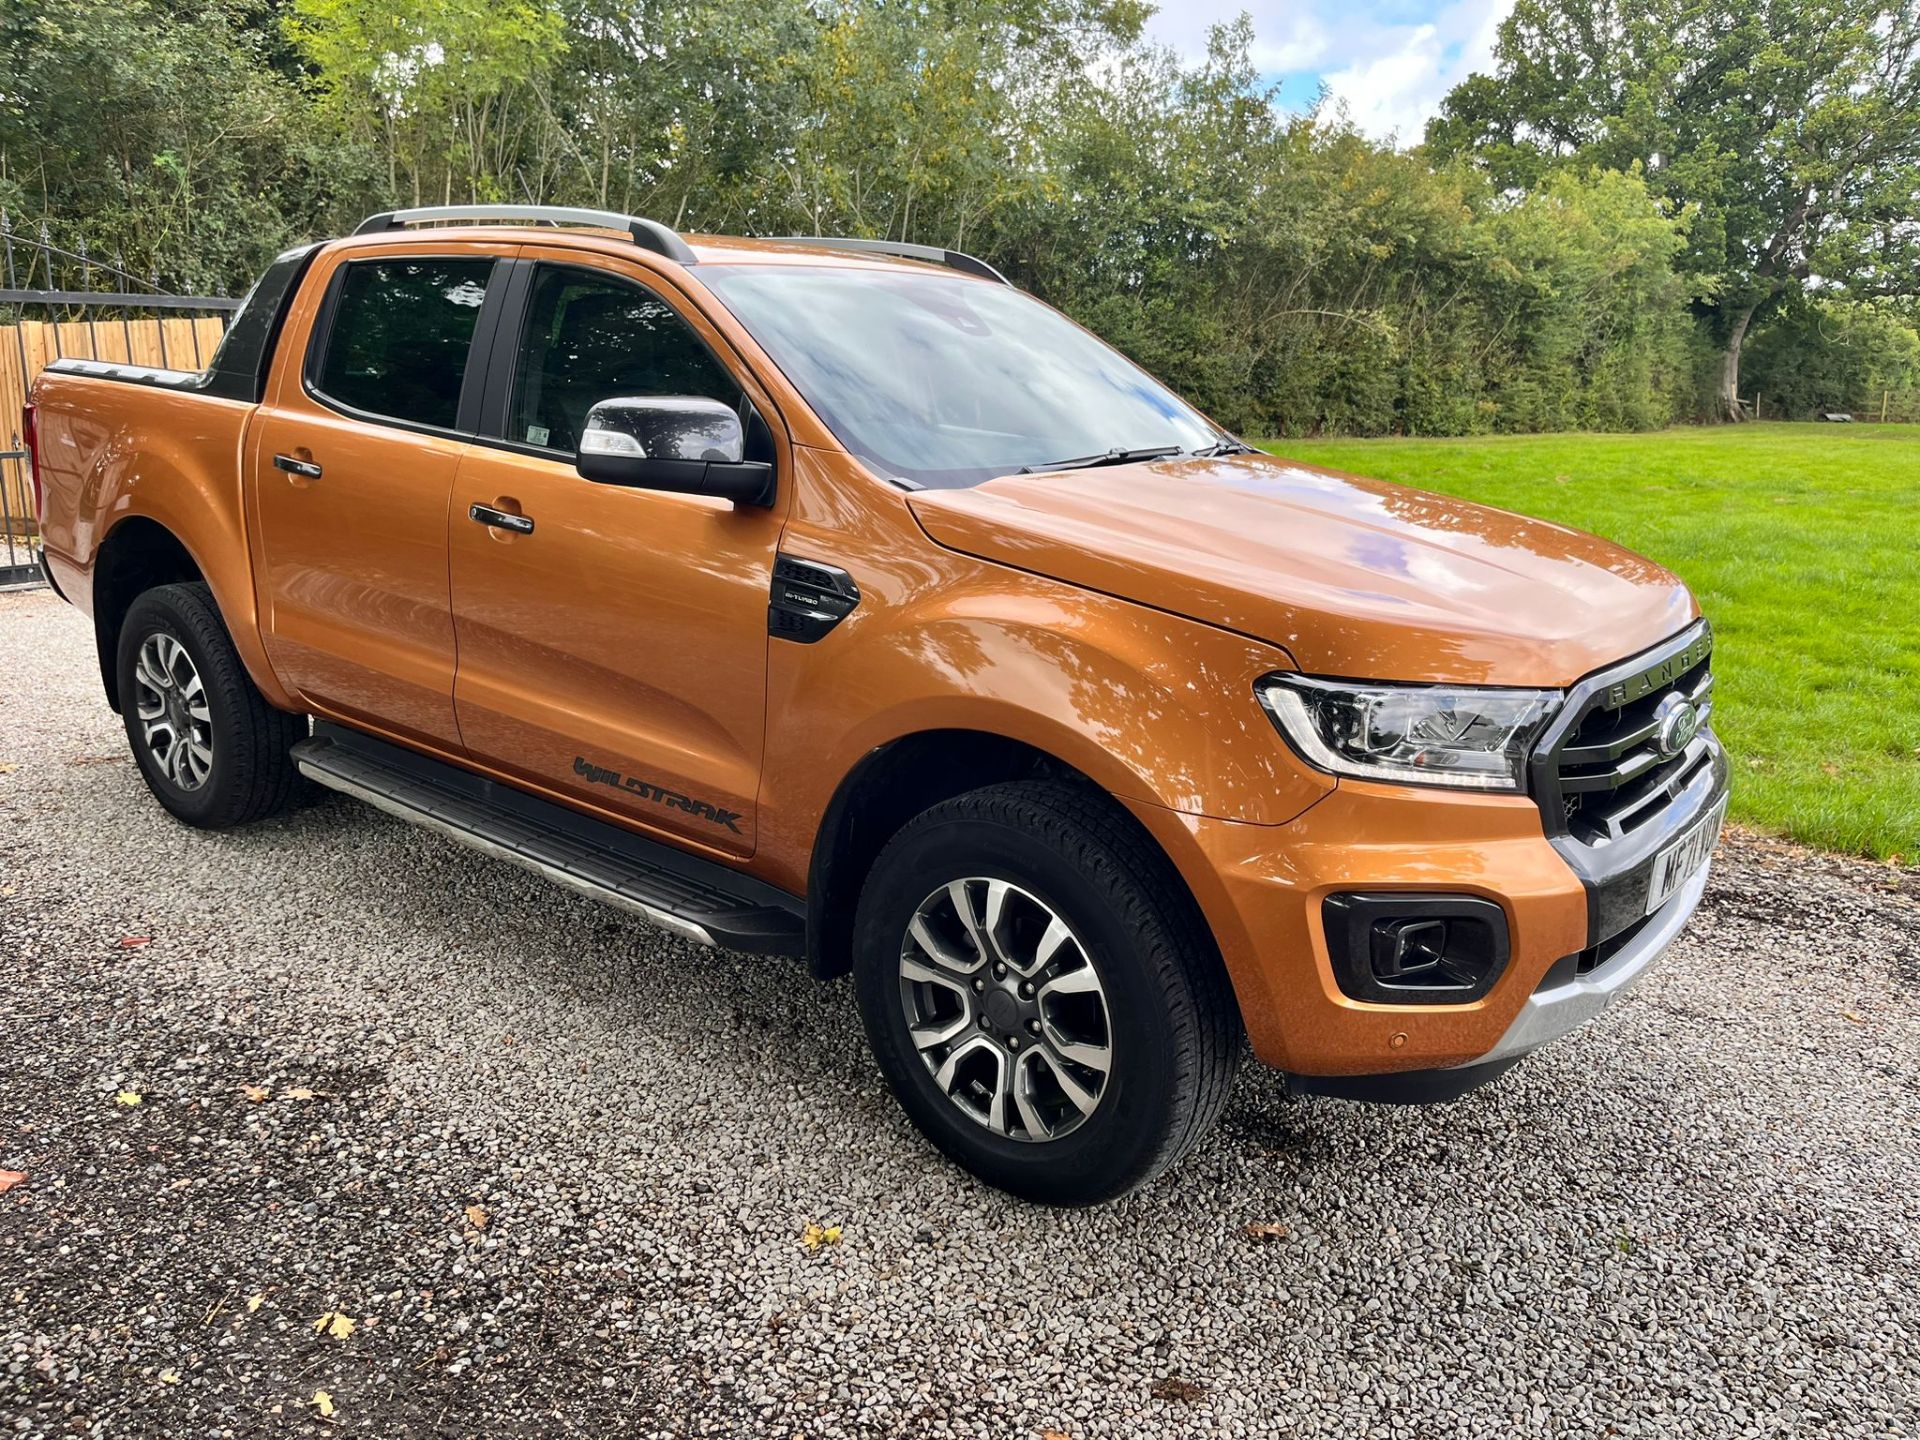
[1475,168,1697,432]
[1745,299,1920,420]
[0,0,365,291]
[286,0,568,203]
[0,0,1912,429]
[1429,2,1920,414]
[998,39,1698,437]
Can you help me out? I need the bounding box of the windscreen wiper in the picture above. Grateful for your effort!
[1018,445,1187,475]
[1191,437,1256,457]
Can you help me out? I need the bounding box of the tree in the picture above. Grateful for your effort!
[287,0,568,204]
[1428,1,1920,419]
[0,0,363,291]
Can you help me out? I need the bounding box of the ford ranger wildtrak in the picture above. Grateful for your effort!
[27,205,1728,1204]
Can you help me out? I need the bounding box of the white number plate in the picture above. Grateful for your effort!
[1645,795,1727,915]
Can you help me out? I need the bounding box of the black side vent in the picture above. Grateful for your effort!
[769,555,860,643]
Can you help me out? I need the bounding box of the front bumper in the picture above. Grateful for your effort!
[1124,728,1729,1094]
[1472,857,1710,1068]
[1288,856,1712,1102]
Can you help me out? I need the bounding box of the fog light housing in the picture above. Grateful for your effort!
[1322,895,1510,1004]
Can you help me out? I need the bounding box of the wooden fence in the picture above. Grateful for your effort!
[0,315,229,538]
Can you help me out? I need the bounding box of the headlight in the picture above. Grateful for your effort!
[1256,674,1561,791]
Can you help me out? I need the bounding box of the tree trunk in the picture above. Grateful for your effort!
[1720,302,1757,422]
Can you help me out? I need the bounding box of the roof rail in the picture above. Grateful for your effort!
[767,236,1011,285]
[352,205,697,266]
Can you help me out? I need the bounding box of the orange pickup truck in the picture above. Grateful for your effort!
[28,206,1727,1203]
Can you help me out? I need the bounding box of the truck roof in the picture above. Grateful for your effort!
[340,207,1010,284]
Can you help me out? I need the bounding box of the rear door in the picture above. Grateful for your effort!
[249,244,509,749]
[445,250,789,856]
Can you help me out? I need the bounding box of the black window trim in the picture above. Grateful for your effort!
[473,257,766,466]
[301,251,511,440]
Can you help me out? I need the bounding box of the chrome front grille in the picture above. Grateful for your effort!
[1533,623,1716,848]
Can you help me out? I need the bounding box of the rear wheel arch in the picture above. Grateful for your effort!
[92,517,206,713]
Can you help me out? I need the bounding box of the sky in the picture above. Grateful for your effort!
[1142,0,1516,146]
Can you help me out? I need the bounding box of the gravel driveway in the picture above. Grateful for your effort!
[3,587,1917,1439]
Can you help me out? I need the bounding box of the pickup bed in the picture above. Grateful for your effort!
[28,205,1729,1203]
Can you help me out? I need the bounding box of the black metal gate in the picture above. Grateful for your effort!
[1,214,241,591]
[0,447,35,589]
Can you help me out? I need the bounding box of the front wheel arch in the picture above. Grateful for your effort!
[808,729,1098,980]
[804,730,1225,996]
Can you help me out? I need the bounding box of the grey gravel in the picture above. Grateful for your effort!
[2,586,1917,1438]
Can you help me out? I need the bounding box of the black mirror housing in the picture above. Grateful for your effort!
[575,396,775,507]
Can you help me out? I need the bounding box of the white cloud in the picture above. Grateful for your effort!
[1143,1,1515,146]
[1250,14,1333,73]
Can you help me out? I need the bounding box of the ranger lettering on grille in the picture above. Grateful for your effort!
[1603,622,1713,707]
[573,756,744,835]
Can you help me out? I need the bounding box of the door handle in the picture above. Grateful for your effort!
[469,503,534,535]
[273,454,322,480]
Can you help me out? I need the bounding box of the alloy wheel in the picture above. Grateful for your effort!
[133,632,214,792]
[897,877,1113,1142]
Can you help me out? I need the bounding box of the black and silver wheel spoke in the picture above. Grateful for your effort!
[132,632,214,793]
[898,877,1112,1143]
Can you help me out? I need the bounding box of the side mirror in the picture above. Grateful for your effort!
[575,396,775,507]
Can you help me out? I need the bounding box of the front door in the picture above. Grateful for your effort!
[250,246,505,749]
[447,254,787,856]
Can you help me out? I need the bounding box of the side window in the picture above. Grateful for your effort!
[508,266,742,454]
[313,258,493,430]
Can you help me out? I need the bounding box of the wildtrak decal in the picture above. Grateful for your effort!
[573,756,744,835]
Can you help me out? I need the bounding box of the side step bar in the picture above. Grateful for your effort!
[292,724,806,956]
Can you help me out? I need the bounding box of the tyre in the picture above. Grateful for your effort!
[117,582,307,829]
[852,781,1240,1204]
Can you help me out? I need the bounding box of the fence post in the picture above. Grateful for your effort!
[115,249,137,363]
[152,271,170,370]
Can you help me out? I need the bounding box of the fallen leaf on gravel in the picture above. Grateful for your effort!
[0,762,17,773]
[1041,1430,1073,1440]
[0,1170,24,1194]
[115,936,152,949]
[247,1293,266,1313]
[114,1091,143,1107]
[159,1369,180,1384]
[311,1390,335,1417]
[1244,1223,1289,1242]
[1150,1377,1207,1403]
[313,1311,357,1340]
[465,1204,490,1231]
[800,1221,843,1250]
[1842,1011,1866,1024]
[242,1084,271,1102]
[280,1087,316,1101]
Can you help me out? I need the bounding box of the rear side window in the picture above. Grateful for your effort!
[507,266,740,454]
[313,258,493,430]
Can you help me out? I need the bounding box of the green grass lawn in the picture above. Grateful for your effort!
[1257,423,1920,863]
